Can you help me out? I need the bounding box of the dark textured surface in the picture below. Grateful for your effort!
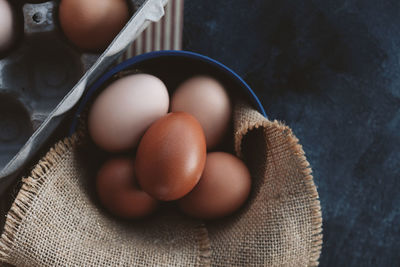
[183,0,400,266]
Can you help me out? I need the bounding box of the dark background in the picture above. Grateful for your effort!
[183,0,400,266]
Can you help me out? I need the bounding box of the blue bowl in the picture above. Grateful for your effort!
[70,50,266,134]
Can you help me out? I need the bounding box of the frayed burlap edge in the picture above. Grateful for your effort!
[0,132,212,266]
[0,134,80,262]
[234,105,323,267]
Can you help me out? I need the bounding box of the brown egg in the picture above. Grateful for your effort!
[135,112,207,201]
[178,152,251,219]
[96,158,158,219]
[171,76,232,149]
[59,0,129,52]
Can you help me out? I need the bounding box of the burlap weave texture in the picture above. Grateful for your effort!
[0,104,322,266]
[207,104,322,266]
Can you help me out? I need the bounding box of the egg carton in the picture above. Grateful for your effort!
[0,0,168,194]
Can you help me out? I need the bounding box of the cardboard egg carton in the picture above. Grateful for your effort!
[0,0,168,194]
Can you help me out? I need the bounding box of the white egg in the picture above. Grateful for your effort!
[0,0,16,53]
[88,74,169,152]
[171,76,232,149]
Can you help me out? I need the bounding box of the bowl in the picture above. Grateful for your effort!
[70,50,267,134]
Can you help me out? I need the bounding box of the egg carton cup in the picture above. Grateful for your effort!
[0,0,168,195]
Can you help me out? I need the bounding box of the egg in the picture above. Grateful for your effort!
[135,112,207,201]
[178,152,251,219]
[96,158,158,219]
[171,76,232,149]
[88,74,169,152]
[0,0,16,53]
[59,0,129,52]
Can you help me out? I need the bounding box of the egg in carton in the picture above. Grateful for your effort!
[0,0,168,194]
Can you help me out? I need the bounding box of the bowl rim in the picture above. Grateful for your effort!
[69,50,267,135]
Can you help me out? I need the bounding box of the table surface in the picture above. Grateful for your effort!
[183,0,400,266]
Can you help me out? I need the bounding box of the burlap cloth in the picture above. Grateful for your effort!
[0,104,322,266]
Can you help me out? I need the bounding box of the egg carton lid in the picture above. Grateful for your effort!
[0,0,168,195]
